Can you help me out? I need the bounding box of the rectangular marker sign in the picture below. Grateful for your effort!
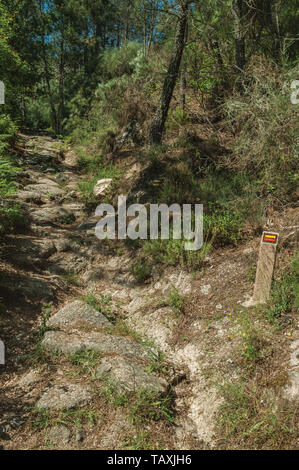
[262,232,279,245]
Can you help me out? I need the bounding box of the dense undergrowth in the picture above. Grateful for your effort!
[64,45,298,273]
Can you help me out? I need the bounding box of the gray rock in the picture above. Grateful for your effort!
[4,239,56,267]
[290,340,299,367]
[37,178,58,185]
[18,191,42,203]
[53,239,71,253]
[201,284,211,295]
[30,207,60,224]
[48,300,111,328]
[30,207,75,225]
[42,330,150,359]
[96,356,168,394]
[24,183,64,198]
[62,203,85,217]
[75,429,85,443]
[283,369,299,402]
[19,370,40,388]
[37,384,92,410]
[48,425,71,445]
[47,254,87,274]
[93,178,113,196]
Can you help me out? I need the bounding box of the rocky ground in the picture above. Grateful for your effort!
[0,135,298,450]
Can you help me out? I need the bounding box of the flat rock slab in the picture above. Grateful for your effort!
[4,239,56,267]
[30,207,75,225]
[24,183,64,198]
[37,384,92,410]
[17,191,42,203]
[47,254,87,274]
[48,300,112,328]
[42,330,150,359]
[96,356,168,394]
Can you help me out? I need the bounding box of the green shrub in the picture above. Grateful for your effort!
[223,60,298,204]
[166,106,190,133]
[0,114,17,144]
[0,158,19,197]
[128,389,174,425]
[168,286,184,315]
[143,238,211,272]
[216,379,297,449]
[78,163,122,204]
[204,210,243,246]
[0,202,27,235]
[82,292,114,322]
[130,259,152,283]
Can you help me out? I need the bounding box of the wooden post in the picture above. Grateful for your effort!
[243,231,279,307]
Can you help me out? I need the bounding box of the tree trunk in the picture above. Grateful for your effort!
[149,0,188,146]
[270,0,282,59]
[58,31,65,135]
[232,0,246,77]
[38,0,58,134]
[180,63,186,112]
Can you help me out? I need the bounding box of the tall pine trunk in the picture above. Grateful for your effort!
[58,31,65,135]
[232,0,246,84]
[148,0,188,146]
[38,1,58,135]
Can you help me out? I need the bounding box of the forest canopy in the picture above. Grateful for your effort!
[0,0,298,137]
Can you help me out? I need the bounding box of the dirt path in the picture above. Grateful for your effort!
[0,135,298,450]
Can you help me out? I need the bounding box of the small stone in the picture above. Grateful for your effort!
[75,429,85,443]
[243,248,254,255]
[201,285,211,295]
[283,369,299,402]
[53,239,71,253]
[48,425,71,445]
[19,370,40,387]
[93,178,113,196]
